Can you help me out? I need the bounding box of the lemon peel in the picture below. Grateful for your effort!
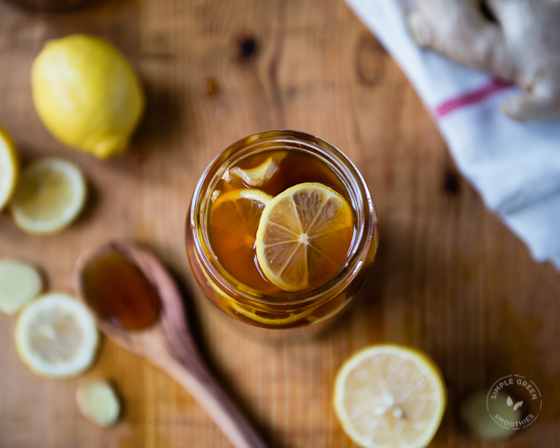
[0,127,19,211]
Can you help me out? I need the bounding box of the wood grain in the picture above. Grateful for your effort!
[0,0,559,447]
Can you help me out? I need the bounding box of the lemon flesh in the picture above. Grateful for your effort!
[10,157,87,234]
[15,293,99,378]
[32,34,144,158]
[0,260,42,316]
[255,182,354,292]
[0,127,19,211]
[77,380,121,427]
[334,344,447,448]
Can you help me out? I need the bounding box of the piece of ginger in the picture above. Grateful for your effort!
[461,391,520,440]
[227,151,286,186]
[77,379,121,427]
[0,259,42,315]
[407,0,560,121]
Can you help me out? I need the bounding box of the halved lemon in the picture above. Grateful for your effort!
[334,344,447,448]
[209,189,274,291]
[0,127,19,211]
[9,157,87,234]
[255,182,354,292]
[227,152,286,186]
[15,293,99,378]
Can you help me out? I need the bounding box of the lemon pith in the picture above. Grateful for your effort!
[255,182,354,292]
[0,127,19,211]
[334,344,447,448]
[15,293,99,378]
[32,34,144,158]
[9,157,87,234]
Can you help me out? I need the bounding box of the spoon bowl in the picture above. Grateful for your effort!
[73,241,267,448]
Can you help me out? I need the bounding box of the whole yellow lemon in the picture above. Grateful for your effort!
[32,34,144,158]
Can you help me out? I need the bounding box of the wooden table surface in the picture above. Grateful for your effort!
[1,0,559,447]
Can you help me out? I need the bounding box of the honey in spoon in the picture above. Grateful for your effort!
[81,249,160,330]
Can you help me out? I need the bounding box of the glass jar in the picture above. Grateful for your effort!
[186,130,378,338]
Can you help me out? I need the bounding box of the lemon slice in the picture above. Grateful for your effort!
[209,189,274,291]
[10,157,87,234]
[228,152,286,186]
[15,293,99,378]
[0,127,19,211]
[334,344,447,448]
[0,260,42,316]
[77,379,121,427]
[255,182,354,292]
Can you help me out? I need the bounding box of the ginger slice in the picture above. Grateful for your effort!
[0,259,42,315]
[77,379,121,427]
[461,391,520,440]
[228,151,286,186]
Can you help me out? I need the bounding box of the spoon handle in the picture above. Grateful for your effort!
[162,351,268,448]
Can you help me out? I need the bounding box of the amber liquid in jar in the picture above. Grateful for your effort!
[209,150,354,294]
[186,130,378,334]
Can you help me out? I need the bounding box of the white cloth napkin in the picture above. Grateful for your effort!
[346,0,560,269]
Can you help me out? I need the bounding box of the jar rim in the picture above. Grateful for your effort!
[187,130,378,307]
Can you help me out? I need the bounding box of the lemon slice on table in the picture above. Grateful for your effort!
[0,260,42,316]
[10,157,87,234]
[334,344,447,448]
[227,152,286,186]
[15,293,99,378]
[0,127,19,211]
[255,182,354,292]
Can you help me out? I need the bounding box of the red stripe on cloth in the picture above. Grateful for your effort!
[435,78,514,118]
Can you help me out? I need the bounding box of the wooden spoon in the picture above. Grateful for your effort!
[73,241,267,448]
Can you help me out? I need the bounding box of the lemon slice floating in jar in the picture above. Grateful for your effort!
[334,344,447,448]
[209,189,274,291]
[0,127,19,211]
[255,182,354,292]
[9,157,87,234]
[15,293,99,378]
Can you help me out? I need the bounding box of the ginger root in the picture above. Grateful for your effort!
[407,0,560,121]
